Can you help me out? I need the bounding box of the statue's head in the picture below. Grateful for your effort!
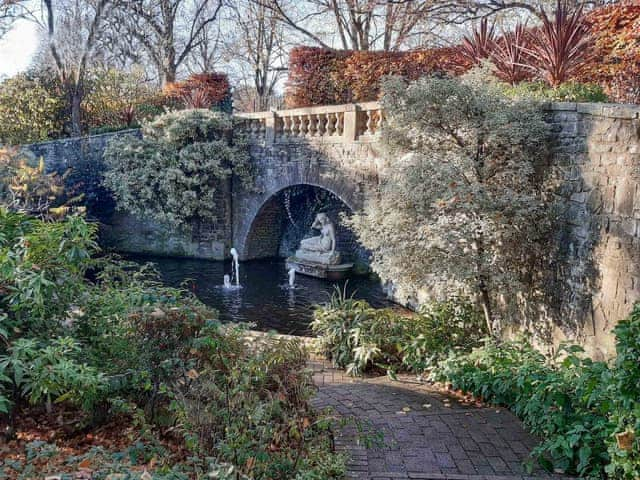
[316,212,330,225]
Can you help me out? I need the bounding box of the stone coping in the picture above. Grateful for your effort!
[22,128,140,147]
[235,101,381,119]
[243,329,316,347]
[544,101,640,119]
[20,101,640,149]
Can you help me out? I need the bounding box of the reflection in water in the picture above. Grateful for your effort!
[130,256,394,336]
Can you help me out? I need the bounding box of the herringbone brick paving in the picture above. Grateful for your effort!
[310,358,573,480]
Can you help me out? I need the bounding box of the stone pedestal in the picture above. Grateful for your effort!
[293,249,342,265]
[286,257,353,280]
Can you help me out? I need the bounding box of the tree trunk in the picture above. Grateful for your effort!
[478,275,494,335]
[71,88,83,137]
[160,65,176,87]
[62,80,84,137]
[474,233,494,335]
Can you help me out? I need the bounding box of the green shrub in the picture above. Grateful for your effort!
[0,71,66,145]
[0,212,98,334]
[501,81,608,102]
[84,68,164,132]
[400,300,486,373]
[0,337,107,413]
[606,311,640,479]
[312,289,485,376]
[433,304,640,478]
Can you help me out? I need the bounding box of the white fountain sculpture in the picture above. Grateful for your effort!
[295,213,341,265]
[286,213,353,280]
[230,247,240,287]
[288,267,296,288]
[223,274,232,289]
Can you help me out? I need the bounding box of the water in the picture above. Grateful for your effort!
[131,256,394,335]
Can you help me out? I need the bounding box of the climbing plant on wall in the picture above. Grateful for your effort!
[103,109,253,228]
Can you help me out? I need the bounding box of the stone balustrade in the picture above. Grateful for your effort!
[236,101,383,144]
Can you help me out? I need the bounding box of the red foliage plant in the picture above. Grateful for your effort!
[460,18,497,65]
[580,3,640,103]
[286,46,470,108]
[527,0,592,87]
[490,23,535,85]
[285,47,351,108]
[182,89,214,109]
[164,72,231,108]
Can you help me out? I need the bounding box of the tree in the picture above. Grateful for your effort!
[0,0,28,39]
[253,0,437,51]
[163,72,231,111]
[348,73,553,334]
[430,0,609,23]
[112,0,224,86]
[224,0,288,111]
[42,0,111,136]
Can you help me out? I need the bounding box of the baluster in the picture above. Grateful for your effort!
[300,115,309,137]
[327,113,336,136]
[336,112,344,136]
[308,114,317,137]
[365,110,374,135]
[251,119,259,137]
[317,113,327,137]
[375,110,383,132]
[259,119,266,138]
[282,116,292,140]
[292,116,301,137]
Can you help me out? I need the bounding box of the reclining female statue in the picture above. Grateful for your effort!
[295,213,341,265]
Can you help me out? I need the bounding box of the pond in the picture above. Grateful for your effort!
[130,255,394,335]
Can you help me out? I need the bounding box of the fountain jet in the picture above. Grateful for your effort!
[230,248,240,287]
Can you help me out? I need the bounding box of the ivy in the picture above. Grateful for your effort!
[103,109,254,229]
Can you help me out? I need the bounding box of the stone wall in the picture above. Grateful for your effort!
[547,102,640,359]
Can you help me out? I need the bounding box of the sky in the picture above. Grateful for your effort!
[0,19,39,78]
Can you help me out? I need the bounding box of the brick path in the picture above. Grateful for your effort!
[310,358,572,480]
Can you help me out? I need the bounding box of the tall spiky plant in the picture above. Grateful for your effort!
[182,89,213,109]
[490,23,533,85]
[460,18,497,65]
[528,0,592,87]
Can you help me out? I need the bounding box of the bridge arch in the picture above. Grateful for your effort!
[234,181,362,261]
